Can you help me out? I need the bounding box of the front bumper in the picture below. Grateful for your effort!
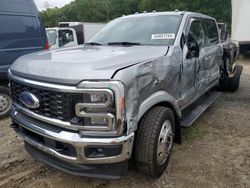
[25,143,128,179]
[10,107,134,177]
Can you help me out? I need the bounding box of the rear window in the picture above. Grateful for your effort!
[202,19,219,45]
[0,15,42,49]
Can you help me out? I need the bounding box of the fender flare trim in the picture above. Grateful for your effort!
[138,91,182,121]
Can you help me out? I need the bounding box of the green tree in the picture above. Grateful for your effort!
[41,0,231,28]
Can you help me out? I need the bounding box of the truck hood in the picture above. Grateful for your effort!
[10,45,168,85]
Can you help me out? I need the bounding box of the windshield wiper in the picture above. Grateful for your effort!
[85,42,103,46]
[107,42,141,46]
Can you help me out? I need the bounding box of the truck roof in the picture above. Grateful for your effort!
[122,11,215,20]
[0,0,38,14]
[46,27,75,30]
[58,22,106,26]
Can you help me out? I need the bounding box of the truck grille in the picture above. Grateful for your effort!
[10,81,82,122]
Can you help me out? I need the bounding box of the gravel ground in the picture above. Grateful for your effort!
[0,57,249,188]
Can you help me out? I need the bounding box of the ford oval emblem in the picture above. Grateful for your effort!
[19,91,40,109]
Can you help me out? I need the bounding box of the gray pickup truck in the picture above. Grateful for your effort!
[9,11,242,179]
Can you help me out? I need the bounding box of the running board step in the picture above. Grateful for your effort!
[180,91,221,128]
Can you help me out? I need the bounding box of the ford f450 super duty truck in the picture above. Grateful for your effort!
[9,11,242,179]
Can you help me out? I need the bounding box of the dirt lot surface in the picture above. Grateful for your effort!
[0,57,250,188]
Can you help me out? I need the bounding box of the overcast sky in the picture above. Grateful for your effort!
[34,0,74,10]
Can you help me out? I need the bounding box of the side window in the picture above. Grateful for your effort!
[0,15,42,49]
[185,19,206,58]
[46,29,57,47]
[59,29,74,47]
[202,19,219,45]
[188,19,206,48]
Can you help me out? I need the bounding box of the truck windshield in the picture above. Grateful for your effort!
[89,15,182,46]
[46,29,57,47]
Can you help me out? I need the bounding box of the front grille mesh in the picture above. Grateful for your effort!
[10,80,82,122]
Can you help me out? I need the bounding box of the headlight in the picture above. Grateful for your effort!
[82,90,114,108]
[90,93,108,103]
[75,81,125,136]
[76,89,115,130]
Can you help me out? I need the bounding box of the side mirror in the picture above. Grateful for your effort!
[59,37,63,47]
[186,33,200,59]
[221,29,228,42]
[218,23,228,42]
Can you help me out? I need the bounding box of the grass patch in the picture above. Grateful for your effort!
[181,123,209,143]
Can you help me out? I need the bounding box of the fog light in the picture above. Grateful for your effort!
[85,145,123,158]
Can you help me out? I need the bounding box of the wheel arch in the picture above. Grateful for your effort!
[137,91,182,144]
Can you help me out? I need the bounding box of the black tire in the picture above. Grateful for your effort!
[0,86,12,120]
[219,76,230,91]
[135,106,175,178]
[228,65,243,92]
[219,65,243,92]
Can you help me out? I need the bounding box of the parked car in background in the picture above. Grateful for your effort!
[9,11,242,179]
[46,22,105,49]
[0,0,48,119]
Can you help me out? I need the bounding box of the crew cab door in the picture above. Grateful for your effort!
[201,19,223,86]
[180,18,208,108]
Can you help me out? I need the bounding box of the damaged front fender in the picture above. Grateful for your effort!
[113,46,183,135]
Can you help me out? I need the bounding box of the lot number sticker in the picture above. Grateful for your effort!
[151,33,175,40]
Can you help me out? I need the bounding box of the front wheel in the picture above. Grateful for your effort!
[0,86,12,120]
[135,106,175,178]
